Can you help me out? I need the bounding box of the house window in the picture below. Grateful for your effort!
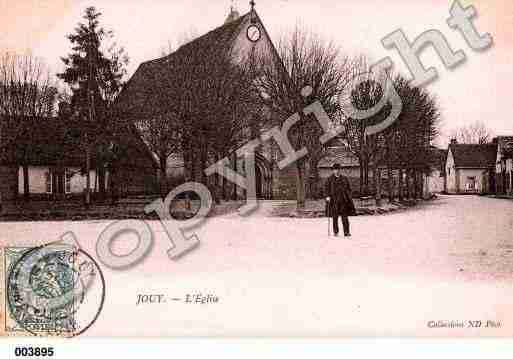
[65,169,72,193]
[45,170,52,193]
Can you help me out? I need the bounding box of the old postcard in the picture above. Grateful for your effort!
[0,0,512,338]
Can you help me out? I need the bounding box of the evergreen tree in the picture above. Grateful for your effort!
[58,6,128,205]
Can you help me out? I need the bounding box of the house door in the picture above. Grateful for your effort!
[466,176,476,192]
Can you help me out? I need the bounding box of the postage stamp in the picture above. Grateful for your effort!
[2,243,105,337]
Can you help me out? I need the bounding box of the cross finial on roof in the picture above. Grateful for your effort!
[249,0,257,23]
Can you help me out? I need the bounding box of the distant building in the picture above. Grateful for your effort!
[317,144,365,194]
[318,143,446,198]
[494,136,513,195]
[444,139,497,194]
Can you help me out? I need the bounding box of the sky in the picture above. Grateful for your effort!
[1,0,512,146]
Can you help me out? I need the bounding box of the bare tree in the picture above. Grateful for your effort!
[133,36,261,203]
[255,24,348,207]
[0,52,56,200]
[136,112,180,195]
[337,63,440,203]
[337,55,389,196]
[450,120,492,144]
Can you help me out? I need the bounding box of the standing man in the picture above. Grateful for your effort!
[325,163,356,237]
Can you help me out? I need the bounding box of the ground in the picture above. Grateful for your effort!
[1,195,513,336]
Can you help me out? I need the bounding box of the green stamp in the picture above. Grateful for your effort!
[5,243,105,337]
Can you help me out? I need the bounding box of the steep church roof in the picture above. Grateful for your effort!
[116,12,252,116]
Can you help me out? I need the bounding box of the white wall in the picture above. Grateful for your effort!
[68,168,101,193]
[18,166,50,194]
[18,166,102,194]
[445,149,457,193]
[426,169,445,194]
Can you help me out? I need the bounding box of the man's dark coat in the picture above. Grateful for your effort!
[325,174,356,217]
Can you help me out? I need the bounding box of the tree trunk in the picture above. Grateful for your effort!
[309,157,321,199]
[182,141,191,183]
[363,158,369,195]
[375,165,382,207]
[232,152,238,201]
[398,167,403,201]
[159,155,167,197]
[200,149,208,185]
[212,154,221,205]
[213,172,221,205]
[409,169,414,199]
[296,161,306,209]
[98,165,106,199]
[403,169,408,199]
[221,166,227,201]
[85,147,91,208]
[109,162,119,206]
[359,159,364,196]
[412,170,417,198]
[387,165,393,203]
[420,172,425,199]
[22,164,30,201]
[419,171,423,198]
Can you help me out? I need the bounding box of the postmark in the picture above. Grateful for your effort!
[4,243,105,337]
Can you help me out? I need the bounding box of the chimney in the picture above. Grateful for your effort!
[224,3,240,24]
[450,138,457,145]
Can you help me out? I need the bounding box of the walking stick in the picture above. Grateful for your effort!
[327,200,330,237]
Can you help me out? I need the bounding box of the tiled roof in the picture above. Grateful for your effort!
[0,117,96,167]
[449,143,497,168]
[318,146,360,168]
[116,12,250,115]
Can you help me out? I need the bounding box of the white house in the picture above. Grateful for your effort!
[0,117,111,199]
[17,166,104,196]
[445,140,497,194]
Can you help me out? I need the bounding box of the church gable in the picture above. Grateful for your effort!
[116,8,280,117]
[228,11,279,66]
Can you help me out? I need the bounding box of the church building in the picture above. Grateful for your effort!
[116,2,285,199]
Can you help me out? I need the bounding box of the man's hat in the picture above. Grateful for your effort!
[332,163,341,170]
